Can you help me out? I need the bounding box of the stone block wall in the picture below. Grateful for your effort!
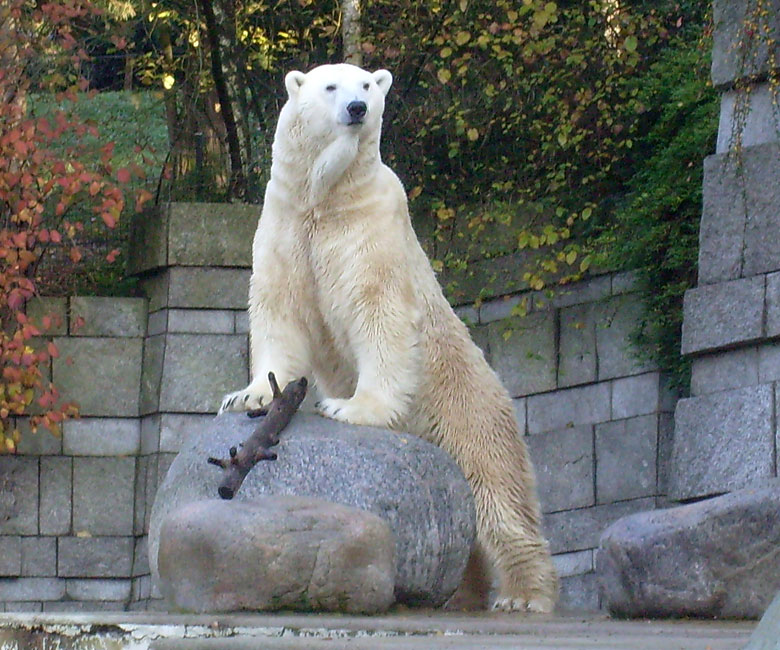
[669,0,780,503]
[0,203,675,613]
[462,274,675,611]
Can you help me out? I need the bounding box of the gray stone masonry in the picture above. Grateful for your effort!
[128,202,257,275]
[698,144,780,285]
[671,4,780,508]
[5,200,683,613]
[711,0,780,88]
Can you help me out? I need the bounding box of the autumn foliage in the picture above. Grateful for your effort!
[0,0,126,452]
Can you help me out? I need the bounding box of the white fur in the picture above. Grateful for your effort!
[220,63,557,611]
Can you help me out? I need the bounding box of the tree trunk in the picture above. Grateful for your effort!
[342,0,362,65]
[198,0,249,200]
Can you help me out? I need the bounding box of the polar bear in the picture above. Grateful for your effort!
[220,63,558,612]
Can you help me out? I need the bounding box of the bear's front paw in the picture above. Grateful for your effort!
[218,384,272,415]
[491,595,555,614]
[315,395,393,428]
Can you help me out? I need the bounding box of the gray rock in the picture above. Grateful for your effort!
[597,482,780,619]
[149,413,476,607]
[745,590,780,650]
[157,497,395,614]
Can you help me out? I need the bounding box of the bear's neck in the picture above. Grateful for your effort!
[272,118,382,209]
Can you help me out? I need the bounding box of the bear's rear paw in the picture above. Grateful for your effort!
[218,384,272,415]
[492,595,555,614]
[315,394,394,428]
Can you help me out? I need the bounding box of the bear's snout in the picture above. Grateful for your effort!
[347,100,368,124]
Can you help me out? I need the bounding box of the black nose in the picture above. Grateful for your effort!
[347,100,367,120]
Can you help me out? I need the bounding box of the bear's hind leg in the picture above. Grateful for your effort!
[474,483,558,613]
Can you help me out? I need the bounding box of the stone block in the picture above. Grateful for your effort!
[133,536,150,577]
[512,398,527,436]
[768,272,780,337]
[681,276,765,355]
[453,303,479,326]
[128,202,257,275]
[553,549,594,578]
[595,416,658,504]
[4,601,42,612]
[690,347,759,396]
[596,296,655,380]
[69,296,147,337]
[0,577,65,601]
[146,309,167,337]
[610,373,661,419]
[66,578,131,602]
[140,416,160,455]
[763,343,780,382]
[140,334,165,415]
[543,498,656,555]
[72,457,136,536]
[158,414,214,452]
[58,537,134,578]
[0,537,21,576]
[558,304,597,388]
[63,418,141,456]
[134,456,149,536]
[39,457,71,535]
[711,0,780,87]
[610,271,637,295]
[671,384,775,500]
[158,334,248,413]
[167,267,251,310]
[657,413,676,498]
[558,572,600,613]
[526,426,595,513]
[0,457,39,535]
[527,383,611,435]
[52,337,143,417]
[717,83,780,154]
[479,294,524,324]
[486,312,557,397]
[14,419,62,455]
[25,297,67,335]
[699,145,780,284]
[167,309,234,334]
[549,275,611,309]
[138,273,169,314]
[234,309,249,334]
[20,537,56,577]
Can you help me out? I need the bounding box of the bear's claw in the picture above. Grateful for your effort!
[491,596,555,614]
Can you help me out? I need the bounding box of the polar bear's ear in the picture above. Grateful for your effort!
[373,69,393,97]
[285,71,306,99]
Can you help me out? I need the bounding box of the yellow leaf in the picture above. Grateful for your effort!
[455,31,471,45]
[437,68,452,84]
[566,250,577,265]
[76,530,92,538]
[440,47,453,58]
[408,186,423,200]
[431,259,444,273]
[467,128,479,141]
[162,74,175,90]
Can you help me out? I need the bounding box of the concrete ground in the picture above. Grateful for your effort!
[0,611,756,650]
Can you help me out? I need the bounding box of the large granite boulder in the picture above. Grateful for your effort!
[158,496,396,613]
[149,412,476,608]
[597,481,780,618]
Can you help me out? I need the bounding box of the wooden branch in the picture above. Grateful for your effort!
[208,373,308,499]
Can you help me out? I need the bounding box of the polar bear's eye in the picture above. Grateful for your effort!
[363,82,370,90]
[326,84,337,92]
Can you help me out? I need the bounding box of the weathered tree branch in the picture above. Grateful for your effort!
[208,373,308,499]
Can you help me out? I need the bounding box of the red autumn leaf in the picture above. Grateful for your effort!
[106,248,120,263]
[116,167,131,184]
[47,341,60,359]
[69,247,82,263]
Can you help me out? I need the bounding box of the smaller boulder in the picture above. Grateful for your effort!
[597,481,780,619]
[744,590,780,650]
[157,496,395,614]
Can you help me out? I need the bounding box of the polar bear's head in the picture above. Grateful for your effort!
[283,63,393,140]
